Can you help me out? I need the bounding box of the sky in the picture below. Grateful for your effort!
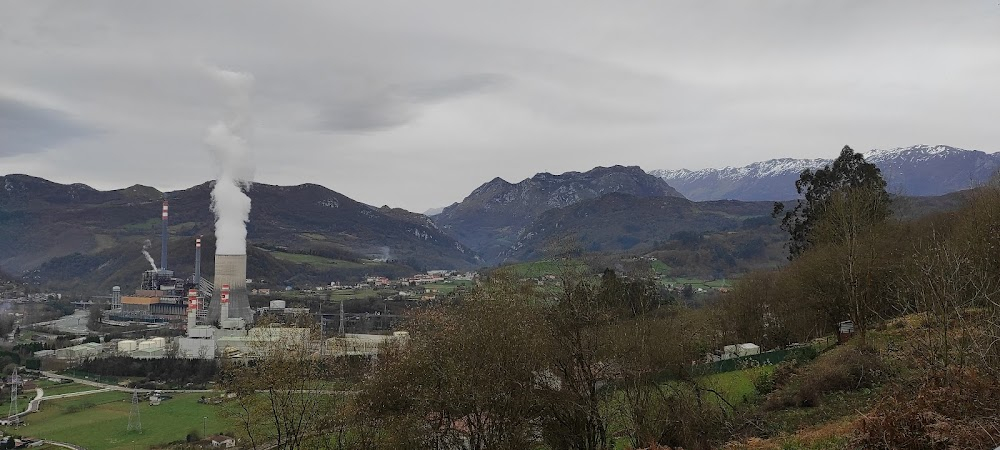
[1,1,999,213]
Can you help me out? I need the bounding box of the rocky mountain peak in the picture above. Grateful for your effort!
[652,145,999,201]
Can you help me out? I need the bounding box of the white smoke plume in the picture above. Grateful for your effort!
[141,239,158,270]
[204,66,255,255]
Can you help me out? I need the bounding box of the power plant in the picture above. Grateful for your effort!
[108,197,205,323]
[106,195,253,329]
[102,193,269,359]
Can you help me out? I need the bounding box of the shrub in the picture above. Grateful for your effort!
[763,345,888,410]
[854,367,1000,449]
[753,361,797,396]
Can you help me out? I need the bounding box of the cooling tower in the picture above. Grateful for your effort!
[208,254,253,323]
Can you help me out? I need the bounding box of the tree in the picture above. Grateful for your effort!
[87,300,106,331]
[809,185,897,341]
[218,322,345,449]
[355,275,547,449]
[773,145,890,258]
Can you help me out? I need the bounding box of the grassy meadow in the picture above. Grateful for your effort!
[7,391,233,450]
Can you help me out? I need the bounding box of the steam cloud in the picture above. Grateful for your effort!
[141,239,158,270]
[204,66,255,255]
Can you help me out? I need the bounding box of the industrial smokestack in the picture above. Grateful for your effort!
[220,284,230,322]
[208,255,251,323]
[161,199,169,271]
[194,237,202,288]
[187,289,198,333]
[205,66,254,257]
[203,66,254,326]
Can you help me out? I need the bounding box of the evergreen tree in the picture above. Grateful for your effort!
[773,145,890,258]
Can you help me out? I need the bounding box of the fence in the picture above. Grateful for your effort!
[697,345,823,375]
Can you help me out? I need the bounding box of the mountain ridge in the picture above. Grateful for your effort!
[651,145,1000,201]
[432,165,685,263]
[0,174,480,291]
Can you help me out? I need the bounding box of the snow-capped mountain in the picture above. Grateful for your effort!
[651,145,1000,201]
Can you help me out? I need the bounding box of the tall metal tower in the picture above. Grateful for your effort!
[7,367,20,426]
[127,388,142,433]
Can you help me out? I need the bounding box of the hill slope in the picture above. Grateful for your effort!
[0,174,479,292]
[433,165,685,263]
[652,145,1000,201]
[504,193,785,269]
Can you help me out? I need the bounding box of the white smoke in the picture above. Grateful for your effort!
[204,66,255,255]
[141,239,158,271]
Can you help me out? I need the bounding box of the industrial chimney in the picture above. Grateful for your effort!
[208,255,252,323]
[194,237,202,287]
[220,284,230,321]
[161,198,169,271]
[187,289,198,332]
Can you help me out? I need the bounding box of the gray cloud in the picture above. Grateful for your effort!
[312,73,507,133]
[0,96,97,157]
[0,0,998,212]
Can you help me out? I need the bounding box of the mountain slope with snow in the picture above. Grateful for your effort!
[651,145,1000,201]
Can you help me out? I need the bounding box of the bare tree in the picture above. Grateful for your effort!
[218,322,344,449]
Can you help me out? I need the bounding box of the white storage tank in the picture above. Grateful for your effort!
[269,300,286,309]
[151,337,166,348]
[137,339,157,350]
[118,340,138,352]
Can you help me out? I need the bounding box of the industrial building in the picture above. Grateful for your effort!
[106,200,212,324]
[86,191,413,362]
[54,342,104,360]
[115,337,168,359]
[326,331,409,356]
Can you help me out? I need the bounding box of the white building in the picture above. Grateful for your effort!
[722,343,761,360]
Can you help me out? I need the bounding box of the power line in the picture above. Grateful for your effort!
[7,367,21,427]
[127,388,142,433]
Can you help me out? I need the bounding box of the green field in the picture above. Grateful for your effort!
[498,259,589,278]
[649,260,671,275]
[0,391,35,415]
[269,251,367,269]
[695,365,773,405]
[38,382,101,397]
[421,280,474,295]
[277,288,380,301]
[660,277,734,289]
[9,391,233,450]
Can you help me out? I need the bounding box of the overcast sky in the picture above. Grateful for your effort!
[2,1,999,212]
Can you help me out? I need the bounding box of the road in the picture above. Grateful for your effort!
[39,371,213,394]
[41,388,113,400]
[11,388,44,417]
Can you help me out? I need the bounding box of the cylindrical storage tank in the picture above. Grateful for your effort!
[269,300,286,309]
[118,340,138,352]
[137,340,156,350]
[151,337,166,348]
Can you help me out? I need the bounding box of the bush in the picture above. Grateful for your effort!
[763,345,888,410]
[753,361,797,396]
[854,367,1000,449]
[64,401,95,414]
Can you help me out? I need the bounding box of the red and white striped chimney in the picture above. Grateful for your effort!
[187,289,198,332]
[220,284,230,321]
[160,200,169,271]
[194,237,202,290]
